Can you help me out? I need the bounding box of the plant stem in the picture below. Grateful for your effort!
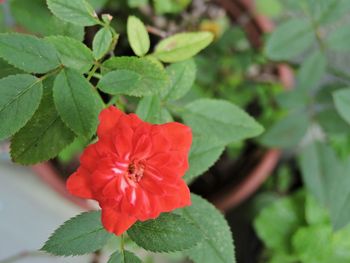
[120,234,125,255]
[87,63,100,81]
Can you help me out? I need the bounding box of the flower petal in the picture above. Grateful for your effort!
[157,122,192,152]
[66,168,93,199]
[101,207,137,236]
[97,106,123,140]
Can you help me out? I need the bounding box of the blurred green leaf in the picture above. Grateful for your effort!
[333,88,350,125]
[127,0,148,8]
[127,16,150,57]
[305,194,329,225]
[153,0,191,14]
[93,27,113,60]
[255,0,282,18]
[108,250,142,263]
[327,25,350,52]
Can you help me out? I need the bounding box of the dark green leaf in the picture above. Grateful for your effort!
[0,74,43,140]
[46,36,94,73]
[108,250,142,263]
[127,0,148,8]
[154,32,214,62]
[93,27,113,60]
[10,80,74,164]
[42,211,112,256]
[182,99,264,145]
[127,16,150,57]
[53,68,100,138]
[162,59,196,100]
[128,213,202,253]
[47,0,99,26]
[135,96,172,124]
[98,70,141,95]
[180,194,235,263]
[265,19,314,60]
[102,56,169,96]
[0,33,60,73]
[0,58,23,78]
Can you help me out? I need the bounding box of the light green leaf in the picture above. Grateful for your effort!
[53,68,100,138]
[182,99,264,145]
[0,74,43,140]
[108,250,142,263]
[47,0,99,26]
[102,56,169,96]
[255,0,282,18]
[333,88,350,125]
[327,25,350,52]
[297,51,326,91]
[154,32,214,62]
[127,0,148,8]
[136,96,173,124]
[127,16,150,57]
[184,135,224,183]
[0,33,60,73]
[153,0,191,14]
[128,213,202,253]
[93,27,113,60]
[305,194,329,225]
[162,59,196,100]
[98,70,141,95]
[42,211,112,256]
[260,112,309,148]
[265,19,314,60]
[254,191,305,252]
[10,80,75,164]
[180,194,235,263]
[46,36,94,73]
[11,0,84,40]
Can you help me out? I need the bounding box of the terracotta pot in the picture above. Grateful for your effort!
[210,0,294,212]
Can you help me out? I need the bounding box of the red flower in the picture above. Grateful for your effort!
[67,106,192,235]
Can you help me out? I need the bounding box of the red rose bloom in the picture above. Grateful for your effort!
[67,106,192,235]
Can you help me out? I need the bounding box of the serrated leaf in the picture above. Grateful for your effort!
[53,68,100,138]
[127,16,150,57]
[0,58,23,78]
[184,135,225,183]
[182,99,264,145]
[0,74,43,140]
[162,58,196,100]
[10,79,75,164]
[154,32,214,62]
[102,56,168,96]
[135,96,173,124]
[180,194,235,263]
[108,250,142,263]
[0,33,60,73]
[98,70,141,95]
[47,0,99,26]
[11,0,84,40]
[265,19,314,60]
[127,213,202,253]
[46,36,94,73]
[42,211,112,256]
[333,88,350,125]
[93,27,113,60]
[260,111,309,148]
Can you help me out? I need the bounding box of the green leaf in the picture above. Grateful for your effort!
[154,32,214,62]
[180,194,235,263]
[182,99,264,145]
[128,213,202,253]
[47,0,99,26]
[153,0,191,14]
[87,0,109,10]
[333,88,350,125]
[10,80,75,164]
[260,111,309,148]
[0,33,60,73]
[42,211,112,256]
[127,16,150,57]
[255,0,282,18]
[265,19,314,60]
[11,0,84,40]
[297,51,326,91]
[254,191,305,252]
[0,74,43,140]
[102,57,169,96]
[184,135,225,183]
[162,59,196,100]
[135,96,173,124]
[53,68,100,138]
[0,58,23,78]
[98,70,141,95]
[127,0,148,8]
[305,194,329,225]
[108,250,142,263]
[46,36,94,73]
[326,25,350,52]
[292,225,332,263]
[93,27,113,60]
[299,142,350,230]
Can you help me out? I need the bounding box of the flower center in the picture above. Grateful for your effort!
[127,160,145,183]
